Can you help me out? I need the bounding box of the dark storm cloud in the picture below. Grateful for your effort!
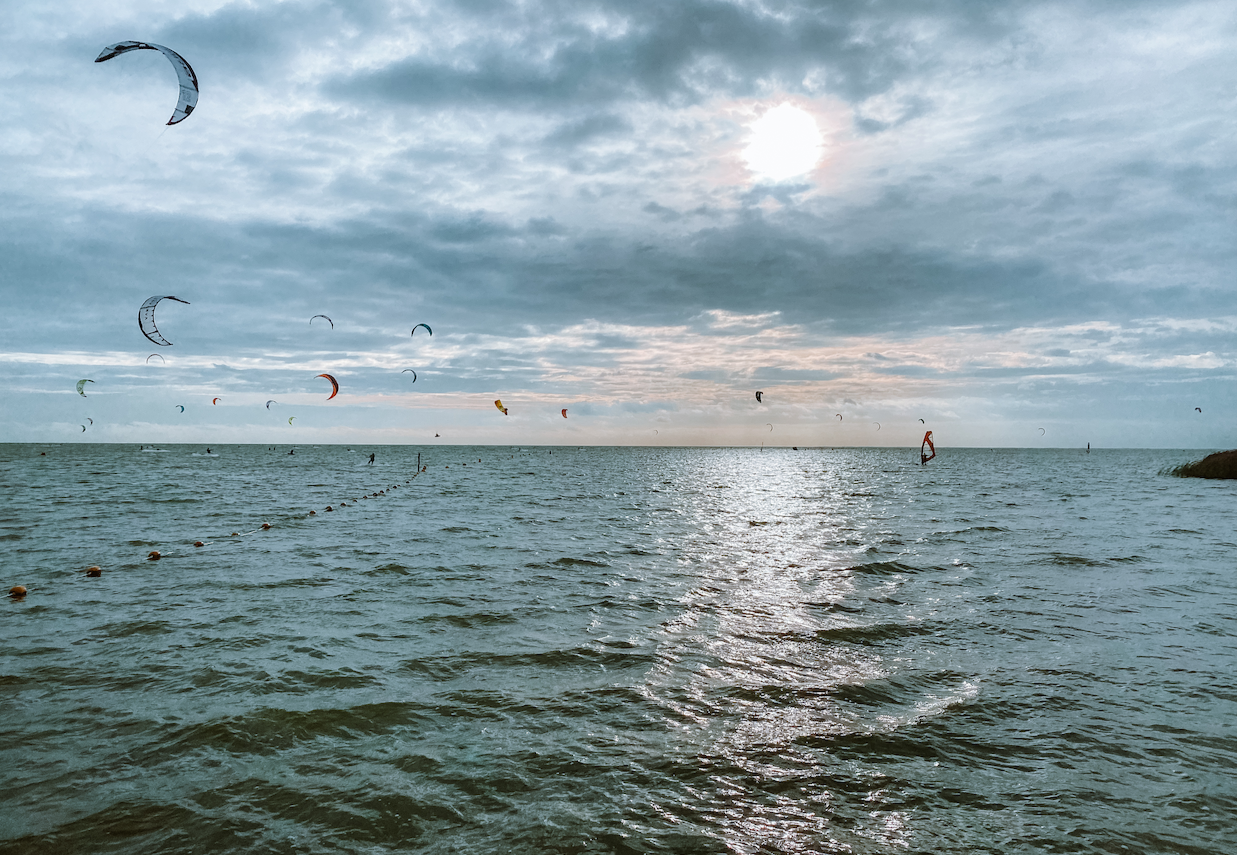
[322,0,1023,111]
[543,113,633,148]
[4,185,1222,365]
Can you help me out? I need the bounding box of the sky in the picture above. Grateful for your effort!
[2,0,1234,448]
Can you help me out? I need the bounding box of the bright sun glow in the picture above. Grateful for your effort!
[743,103,823,182]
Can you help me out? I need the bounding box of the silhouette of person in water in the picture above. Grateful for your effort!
[206,448,211,454]
[368,453,375,465]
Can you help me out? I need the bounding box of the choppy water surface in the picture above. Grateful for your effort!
[1,444,1235,854]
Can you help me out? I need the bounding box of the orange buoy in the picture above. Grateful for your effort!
[10,585,27,598]
[194,541,204,547]
[261,523,271,530]
[148,551,161,560]
[86,566,101,577]
[309,510,316,516]
[325,506,333,512]
[231,532,239,536]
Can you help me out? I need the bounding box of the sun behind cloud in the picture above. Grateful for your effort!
[743,103,823,182]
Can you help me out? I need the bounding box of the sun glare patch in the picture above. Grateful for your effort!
[743,103,823,183]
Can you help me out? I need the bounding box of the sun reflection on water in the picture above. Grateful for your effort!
[635,450,928,851]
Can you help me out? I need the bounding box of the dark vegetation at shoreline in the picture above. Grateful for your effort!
[1168,449,1237,479]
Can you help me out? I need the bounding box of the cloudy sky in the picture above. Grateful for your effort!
[2,0,1234,447]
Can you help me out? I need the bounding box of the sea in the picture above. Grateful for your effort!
[1,444,1234,855]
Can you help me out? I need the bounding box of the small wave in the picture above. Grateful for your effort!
[96,620,173,638]
[1036,553,1107,566]
[418,612,521,628]
[843,560,921,576]
[814,620,939,643]
[399,645,655,679]
[362,563,412,576]
[164,702,430,755]
[551,556,609,568]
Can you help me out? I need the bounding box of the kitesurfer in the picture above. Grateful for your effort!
[368,453,375,465]
[920,431,936,466]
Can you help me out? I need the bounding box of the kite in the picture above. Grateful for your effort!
[310,315,334,329]
[146,354,165,364]
[87,418,93,425]
[80,425,86,432]
[95,41,199,125]
[266,400,277,409]
[835,414,842,421]
[212,397,221,405]
[76,379,94,397]
[175,405,185,412]
[755,391,763,403]
[317,373,339,400]
[288,416,295,425]
[1038,428,1046,436]
[1196,407,1202,413]
[412,323,432,337]
[921,431,936,466]
[494,399,508,415]
[402,369,417,381]
[767,424,773,431]
[874,422,880,431]
[562,409,568,418]
[919,419,925,424]
[138,296,189,346]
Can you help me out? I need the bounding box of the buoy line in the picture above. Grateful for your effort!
[142,467,436,564]
[12,460,477,593]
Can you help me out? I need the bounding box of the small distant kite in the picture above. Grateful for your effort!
[1038,428,1046,436]
[212,397,221,405]
[266,400,277,409]
[562,409,568,418]
[288,416,295,425]
[138,296,189,347]
[402,369,417,381]
[755,391,763,403]
[317,374,339,400]
[76,379,94,397]
[412,323,432,337]
[175,405,185,412]
[1195,407,1202,413]
[874,422,880,431]
[95,41,199,125]
[835,414,842,421]
[310,315,334,329]
[146,353,165,364]
[494,399,508,415]
[87,418,93,425]
[919,418,925,424]
[80,425,86,432]
[766,423,773,431]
